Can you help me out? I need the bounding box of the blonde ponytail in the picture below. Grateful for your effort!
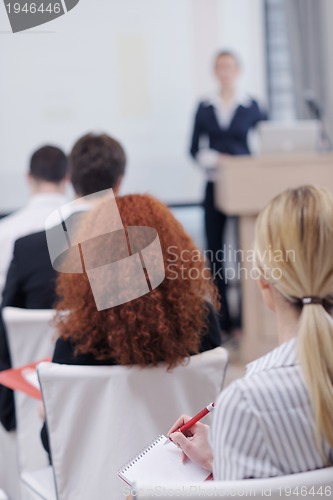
[298,304,333,456]
[254,185,333,460]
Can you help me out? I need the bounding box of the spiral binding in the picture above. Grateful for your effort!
[119,434,164,473]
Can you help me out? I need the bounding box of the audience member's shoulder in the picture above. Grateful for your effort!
[53,337,76,364]
[52,336,117,366]
[0,209,23,230]
[14,230,47,252]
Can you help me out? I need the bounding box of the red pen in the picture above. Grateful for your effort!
[164,402,215,445]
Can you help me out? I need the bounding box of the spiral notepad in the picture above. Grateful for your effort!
[118,434,210,486]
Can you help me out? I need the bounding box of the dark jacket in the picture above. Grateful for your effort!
[0,210,87,431]
[190,98,267,159]
[0,231,56,431]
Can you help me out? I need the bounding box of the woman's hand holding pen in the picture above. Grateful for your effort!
[167,414,213,472]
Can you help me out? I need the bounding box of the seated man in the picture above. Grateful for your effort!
[0,145,68,291]
[0,133,127,431]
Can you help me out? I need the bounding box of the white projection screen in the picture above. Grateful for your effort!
[0,0,266,211]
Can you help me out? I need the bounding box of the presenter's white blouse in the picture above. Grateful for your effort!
[196,92,254,181]
[211,338,333,480]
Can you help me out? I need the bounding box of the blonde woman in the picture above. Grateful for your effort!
[169,185,333,479]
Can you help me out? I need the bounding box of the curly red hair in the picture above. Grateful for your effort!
[55,194,219,368]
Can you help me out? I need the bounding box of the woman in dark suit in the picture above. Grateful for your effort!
[190,50,267,333]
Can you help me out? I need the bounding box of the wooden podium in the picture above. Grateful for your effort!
[215,152,333,363]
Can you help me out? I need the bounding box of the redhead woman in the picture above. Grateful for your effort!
[41,194,221,454]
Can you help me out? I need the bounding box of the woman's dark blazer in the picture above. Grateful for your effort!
[190,98,267,159]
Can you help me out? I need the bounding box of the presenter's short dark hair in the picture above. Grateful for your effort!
[215,50,241,67]
[29,146,68,183]
[70,133,126,196]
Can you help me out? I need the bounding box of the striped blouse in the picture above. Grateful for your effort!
[210,337,333,480]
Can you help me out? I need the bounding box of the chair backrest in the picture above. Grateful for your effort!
[2,307,56,473]
[0,424,19,500]
[3,307,56,368]
[38,347,228,500]
[135,467,333,499]
[0,489,8,500]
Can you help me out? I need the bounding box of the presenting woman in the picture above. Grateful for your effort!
[169,185,333,478]
[190,50,267,333]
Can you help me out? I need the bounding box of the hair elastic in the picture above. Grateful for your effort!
[302,297,323,306]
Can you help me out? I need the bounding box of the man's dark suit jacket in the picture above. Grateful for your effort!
[0,230,57,431]
[0,210,87,431]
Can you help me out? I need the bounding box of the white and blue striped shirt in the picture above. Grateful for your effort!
[211,338,333,480]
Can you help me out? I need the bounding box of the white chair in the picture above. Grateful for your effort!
[0,307,56,499]
[22,347,228,500]
[134,467,333,499]
[21,467,56,500]
[0,424,18,500]
[0,488,8,500]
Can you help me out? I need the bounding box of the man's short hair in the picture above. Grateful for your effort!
[29,146,68,183]
[70,133,126,196]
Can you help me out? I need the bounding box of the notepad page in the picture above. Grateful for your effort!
[22,368,40,390]
[119,435,209,486]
